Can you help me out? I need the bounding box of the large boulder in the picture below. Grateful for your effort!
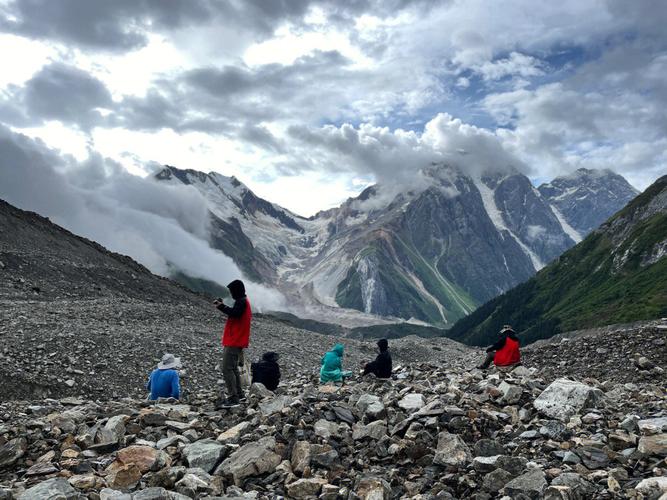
[217,421,251,444]
[397,393,424,412]
[355,476,391,499]
[356,394,385,420]
[433,431,471,467]
[291,441,311,474]
[638,433,667,456]
[502,469,547,499]
[550,472,596,499]
[0,437,26,467]
[286,477,328,499]
[216,436,281,485]
[18,478,79,499]
[352,421,387,441]
[183,440,226,473]
[533,379,603,421]
[116,445,165,473]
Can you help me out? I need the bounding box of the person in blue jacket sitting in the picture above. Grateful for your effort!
[147,353,182,400]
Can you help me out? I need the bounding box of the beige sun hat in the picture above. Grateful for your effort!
[157,353,182,370]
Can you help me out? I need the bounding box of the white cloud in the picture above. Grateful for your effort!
[0,125,285,311]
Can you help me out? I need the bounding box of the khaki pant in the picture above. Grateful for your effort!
[223,346,243,399]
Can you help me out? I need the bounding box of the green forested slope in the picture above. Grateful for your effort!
[447,175,667,346]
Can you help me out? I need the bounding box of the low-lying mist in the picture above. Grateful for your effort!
[0,125,285,311]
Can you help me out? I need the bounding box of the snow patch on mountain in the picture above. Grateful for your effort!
[475,176,545,270]
[549,205,582,243]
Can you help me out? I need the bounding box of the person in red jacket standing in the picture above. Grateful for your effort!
[476,325,521,370]
[214,279,252,408]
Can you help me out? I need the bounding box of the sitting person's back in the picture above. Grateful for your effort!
[251,351,281,391]
[476,325,521,370]
[147,353,181,400]
[363,338,392,378]
[320,343,351,383]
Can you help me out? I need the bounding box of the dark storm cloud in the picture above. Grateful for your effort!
[109,50,354,136]
[0,0,438,53]
[0,0,210,51]
[0,62,112,130]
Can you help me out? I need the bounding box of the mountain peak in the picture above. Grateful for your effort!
[538,168,639,235]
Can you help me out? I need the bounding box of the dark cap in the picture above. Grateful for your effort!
[377,338,389,351]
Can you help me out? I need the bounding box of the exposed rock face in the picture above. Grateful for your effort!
[156,165,634,326]
[538,167,638,236]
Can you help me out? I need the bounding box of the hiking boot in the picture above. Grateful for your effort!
[216,397,240,409]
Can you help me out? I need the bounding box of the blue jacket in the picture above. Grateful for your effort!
[320,344,346,383]
[146,369,180,400]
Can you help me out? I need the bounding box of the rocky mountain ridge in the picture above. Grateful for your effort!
[156,165,637,327]
[538,168,640,237]
[448,175,667,346]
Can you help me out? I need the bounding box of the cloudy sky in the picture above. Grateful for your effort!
[1,0,666,216]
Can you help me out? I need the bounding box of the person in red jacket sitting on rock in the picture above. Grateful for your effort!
[476,325,521,370]
[214,279,252,408]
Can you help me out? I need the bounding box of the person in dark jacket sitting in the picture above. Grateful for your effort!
[476,325,521,369]
[362,338,393,378]
[251,351,281,391]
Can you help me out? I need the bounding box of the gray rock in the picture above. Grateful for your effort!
[258,396,292,416]
[249,382,273,398]
[311,449,338,468]
[314,419,342,439]
[356,394,385,420]
[635,476,667,496]
[638,417,667,435]
[18,478,79,500]
[498,381,522,404]
[433,431,471,466]
[398,393,424,411]
[502,469,547,499]
[332,406,355,425]
[0,437,26,467]
[551,473,596,499]
[473,439,505,457]
[575,446,610,469]
[99,489,132,500]
[482,468,513,492]
[286,477,327,499]
[216,436,281,485]
[533,379,604,421]
[182,439,226,473]
[637,433,667,456]
[540,421,569,440]
[352,420,387,441]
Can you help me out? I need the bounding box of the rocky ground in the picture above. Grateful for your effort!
[0,296,476,401]
[523,321,667,385]
[1,197,666,499]
[0,362,665,499]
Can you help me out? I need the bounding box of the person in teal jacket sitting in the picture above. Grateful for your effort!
[320,343,352,383]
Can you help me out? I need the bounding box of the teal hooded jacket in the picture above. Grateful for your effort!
[320,344,346,383]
